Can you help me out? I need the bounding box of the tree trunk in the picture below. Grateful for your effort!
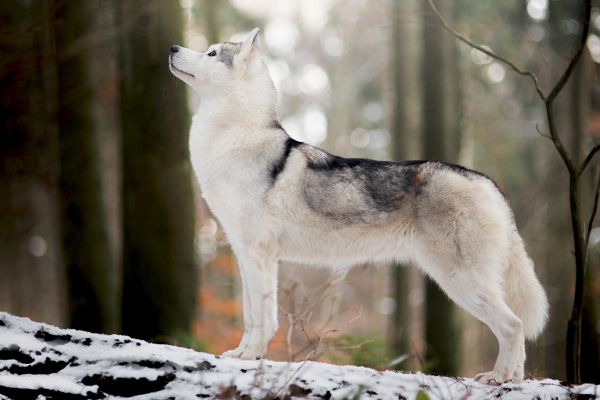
[54,0,118,334]
[570,51,600,384]
[389,0,414,370]
[566,175,586,384]
[0,0,67,327]
[119,0,197,341]
[420,0,460,376]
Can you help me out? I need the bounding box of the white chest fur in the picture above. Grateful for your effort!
[188,111,275,246]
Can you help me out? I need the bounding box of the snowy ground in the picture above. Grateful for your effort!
[0,312,598,400]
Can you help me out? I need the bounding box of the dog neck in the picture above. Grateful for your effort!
[195,72,279,134]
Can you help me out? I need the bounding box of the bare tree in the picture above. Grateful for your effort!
[54,0,118,334]
[427,0,593,384]
[420,0,461,376]
[119,0,197,341]
[0,0,67,328]
[389,0,414,370]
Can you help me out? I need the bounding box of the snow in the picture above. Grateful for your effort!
[0,312,598,399]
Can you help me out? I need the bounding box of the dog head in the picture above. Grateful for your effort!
[169,28,272,101]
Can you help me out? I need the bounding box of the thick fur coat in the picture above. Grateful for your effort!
[169,28,549,385]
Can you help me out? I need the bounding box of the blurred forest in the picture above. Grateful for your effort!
[2,0,600,383]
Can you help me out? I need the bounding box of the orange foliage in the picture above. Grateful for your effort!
[193,284,306,359]
[214,252,234,274]
[198,286,240,317]
[192,318,244,355]
[192,284,244,354]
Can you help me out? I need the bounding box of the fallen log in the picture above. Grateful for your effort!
[0,312,597,399]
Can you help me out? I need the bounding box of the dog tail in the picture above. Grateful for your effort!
[504,230,549,340]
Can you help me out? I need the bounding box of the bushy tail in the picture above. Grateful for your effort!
[504,231,549,340]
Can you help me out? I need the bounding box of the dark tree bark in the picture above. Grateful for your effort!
[570,53,600,384]
[420,0,460,376]
[389,0,414,370]
[581,274,600,384]
[119,0,197,341]
[0,0,67,327]
[54,0,118,334]
[560,3,593,383]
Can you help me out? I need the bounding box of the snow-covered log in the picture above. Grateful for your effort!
[0,312,598,400]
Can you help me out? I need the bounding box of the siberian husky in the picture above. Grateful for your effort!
[169,28,548,384]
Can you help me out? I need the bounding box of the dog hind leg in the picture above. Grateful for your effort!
[511,335,526,382]
[432,270,524,384]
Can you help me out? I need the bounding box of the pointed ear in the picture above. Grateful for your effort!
[237,28,260,62]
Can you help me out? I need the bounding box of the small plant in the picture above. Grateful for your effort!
[416,391,431,400]
[327,333,391,370]
[165,331,208,352]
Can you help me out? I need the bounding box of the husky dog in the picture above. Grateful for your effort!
[169,28,548,384]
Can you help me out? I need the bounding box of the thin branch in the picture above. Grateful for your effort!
[535,123,552,140]
[578,144,600,178]
[427,0,590,175]
[546,0,592,178]
[426,0,546,101]
[548,0,593,177]
[412,342,426,371]
[60,3,156,59]
[547,113,576,173]
[0,0,67,48]
[546,0,592,107]
[272,349,318,399]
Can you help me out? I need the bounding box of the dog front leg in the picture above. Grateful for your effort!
[222,253,279,360]
[222,259,254,358]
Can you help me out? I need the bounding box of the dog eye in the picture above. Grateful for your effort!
[208,50,216,57]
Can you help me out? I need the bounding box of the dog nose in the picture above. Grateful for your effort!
[170,45,180,54]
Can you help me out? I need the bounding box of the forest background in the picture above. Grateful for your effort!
[2,0,600,384]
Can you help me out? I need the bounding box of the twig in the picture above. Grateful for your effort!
[0,0,68,47]
[544,0,592,175]
[286,313,295,362]
[426,0,545,101]
[273,348,318,398]
[347,306,363,325]
[577,144,600,178]
[300,320,311,343]
[412,343,426,371]
[428,0,591,174]
[535,124,552,140]
[59,2,156,58]
[545,3,592,107]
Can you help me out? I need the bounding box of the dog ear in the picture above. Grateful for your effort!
[236,28,260,67]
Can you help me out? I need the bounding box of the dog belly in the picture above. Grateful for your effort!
[277,224,414,265]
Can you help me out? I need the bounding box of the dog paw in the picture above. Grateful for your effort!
[222,346,264,360]
[511,367,524,382]
[222,348,248,358]
[474,371,511,386]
